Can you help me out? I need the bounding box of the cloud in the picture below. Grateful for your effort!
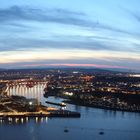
[1,5,140,55]
[0,5,140,71]
[0,52,139,70]
[0,30,140,54]
[0,57,139,70]
[133,13,140,22]
[122,7,140,23]
[0,5,98,28]
[0,37,133,52]
[0,5,136,36]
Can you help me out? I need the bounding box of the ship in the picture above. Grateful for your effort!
[45,101,66,107]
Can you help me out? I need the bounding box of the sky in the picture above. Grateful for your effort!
[0,0,140,71]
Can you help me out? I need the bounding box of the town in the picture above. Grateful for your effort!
[0,68,140,114]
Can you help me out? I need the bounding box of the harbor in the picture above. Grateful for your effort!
[0,82,80,120]
[0,82,140,140]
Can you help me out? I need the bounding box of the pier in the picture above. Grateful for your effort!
[0,109,80,119]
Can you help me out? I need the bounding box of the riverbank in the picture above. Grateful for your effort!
[63,99,140,113]
[0,95,80,119]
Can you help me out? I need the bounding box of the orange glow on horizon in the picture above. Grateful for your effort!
[23,63,128,69]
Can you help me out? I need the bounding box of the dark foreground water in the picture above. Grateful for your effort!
[0,84,140,140]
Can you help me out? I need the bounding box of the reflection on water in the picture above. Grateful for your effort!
[0,117,48,125]
[7,84,46,105]
[1,84,140,140]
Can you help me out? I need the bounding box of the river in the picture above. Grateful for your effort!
[0,84,140,140]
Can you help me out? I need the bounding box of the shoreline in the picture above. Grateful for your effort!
[63,99,140,113]
[0,109,80,119]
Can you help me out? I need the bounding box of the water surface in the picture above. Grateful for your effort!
[1,84,140,140]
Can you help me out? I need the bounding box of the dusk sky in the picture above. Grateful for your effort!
[0,0,140,71]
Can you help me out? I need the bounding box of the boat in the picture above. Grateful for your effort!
[99,131,104,135]
[45,101,66,107]
[64,129,69,133]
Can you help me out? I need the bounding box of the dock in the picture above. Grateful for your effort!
[0,109,80,119]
